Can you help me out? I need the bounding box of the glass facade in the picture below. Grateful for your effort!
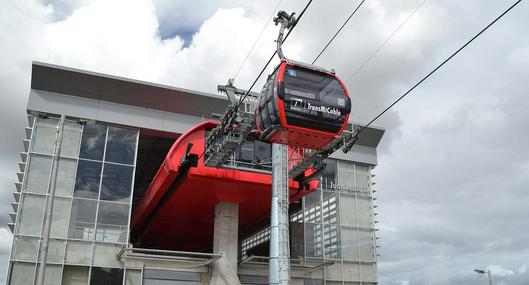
[10,115,377,285]
[241,159,378,284]
[9,117,138,285]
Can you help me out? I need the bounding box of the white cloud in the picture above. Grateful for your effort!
[1,1,528,285]
[518,264,527,275]
[42,0,184,82]
[487,265,515,277]
[36,0,283,94]
[0,229,12,254]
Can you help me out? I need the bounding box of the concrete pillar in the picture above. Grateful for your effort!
[210,202,241,285]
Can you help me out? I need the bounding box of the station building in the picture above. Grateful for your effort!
[6,62,384,285]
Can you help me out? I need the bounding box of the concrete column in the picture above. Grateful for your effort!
[210,202,241,285]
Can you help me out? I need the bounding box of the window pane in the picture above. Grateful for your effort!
[323,225,340,259]
[93,243,123,267]
[337,161,355,189]
[39,264,62,285]
[25,154,51,194]
[73,160,102,199]
[125,269,142,285]
[360,263,376,282]
[341,228,359,260]
[105,126,137,165]
[51,197,72,238]
[12,236,39,261]
[342,261,360,279]
[62,265,89,285]
[56,158,77,197]
[90,267,124,285]
[305,223,323,258]
[355,165,370,191]
[31,117,58,154]
[291,221,304,260]
[65,241,92,265]
[358,230,374,261]
[254,140,271,163]
[62,121,82,158]
[322,191,338,225]
[68,199,97,240]
[339,194,357,227]
[321,159,337,189]
[357,198,372,228]
[9,262,35,285]
[47,239,66,263]
[96,202,129,243]
[79,123,107,161]
[100,163,133,202]
[235,141,254,164]
[17,194,45,235]
[304,191,321,224]
[325,263,343,281]
[283,65,348,133]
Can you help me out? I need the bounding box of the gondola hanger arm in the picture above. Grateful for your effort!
[273,11,297,61]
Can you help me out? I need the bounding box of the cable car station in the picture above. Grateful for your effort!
[7,9,384,285]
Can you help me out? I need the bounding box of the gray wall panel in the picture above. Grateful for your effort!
[330,144,378,166]
[28,89,202,135]
[144,280,200,285]
[143,270,200,281]
[96,100,165,130]
[143,269,200,285]
[28,89,100,121]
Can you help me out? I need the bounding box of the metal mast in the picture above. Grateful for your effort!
[269,11,296,285]
[36,114,65,285]
[269,143,290,284]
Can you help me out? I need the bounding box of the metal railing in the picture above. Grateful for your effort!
[118,247,222,267]
[240,255,334,273]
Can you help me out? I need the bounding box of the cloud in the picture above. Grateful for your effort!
[43,0,184,82]
[0,0,528,284]
[487,265,515,277]
[374,2,529,284]
[518,264,527,275]
[0,229,12,254]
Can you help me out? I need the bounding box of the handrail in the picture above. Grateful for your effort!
[239,255,334,272]
[118,247,222,267]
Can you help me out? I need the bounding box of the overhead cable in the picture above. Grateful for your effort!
[236,0,314,107]
[198,0,314,161]
[311,0,367,65]
[356,0,522,136]
[233,0,283,80]
[346,0,427,83]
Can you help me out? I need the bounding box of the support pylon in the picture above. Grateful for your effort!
[269,143,290,285]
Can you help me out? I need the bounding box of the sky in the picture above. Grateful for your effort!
[0,0,528,284]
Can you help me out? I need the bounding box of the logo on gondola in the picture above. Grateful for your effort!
[307,103,342,116]
[290,98,342,116]
[287,69,297,77]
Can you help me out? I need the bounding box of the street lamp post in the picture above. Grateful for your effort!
[474,269,493,285]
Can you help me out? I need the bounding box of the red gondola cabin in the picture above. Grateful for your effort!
[256,61,351,150]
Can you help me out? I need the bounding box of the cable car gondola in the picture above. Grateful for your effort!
[256,61,351,150]
[255,11,351,150]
